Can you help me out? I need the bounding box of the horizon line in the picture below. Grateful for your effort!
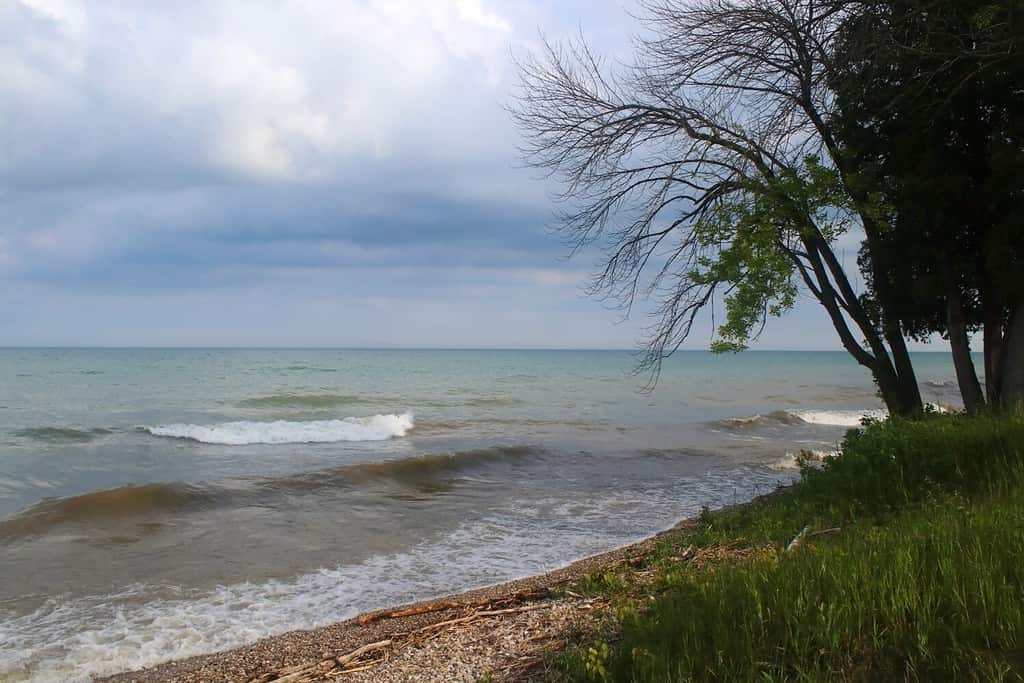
[0,345,956,353]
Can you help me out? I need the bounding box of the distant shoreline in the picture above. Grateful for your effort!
[0,346,960,353]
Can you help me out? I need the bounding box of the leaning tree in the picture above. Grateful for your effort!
[512,0,925,415]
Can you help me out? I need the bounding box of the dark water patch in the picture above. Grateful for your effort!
[80,370,104,375]
[0,482,217,540]
[414,418,475,432]
[495,373,539,383]
[238,394,371,409]
[462,397,526,408]
[761,394,802,406]
[0,445,544,541]
[640,447,719,459]
[415,417,605,433]
[105,535,143,545]
[14,427,112,443]
[280,365,339,372]
[336,445,539,485]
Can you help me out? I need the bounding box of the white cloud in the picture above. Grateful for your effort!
[3,0,719,349]
[2,0,534,184]
[18,0,87,36]
[515,268,587,287]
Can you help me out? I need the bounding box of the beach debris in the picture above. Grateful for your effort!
[785,526,842,555]
[354,588,548,625]
[786,526,811,553]
[249,603,566,682]
[335,639,393,668]
[411,604,551,637]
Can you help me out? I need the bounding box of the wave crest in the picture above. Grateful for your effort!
[712,408,888,430]
[791,409,887,426]
[145,413,414,445]
[767,449,836,471]
[711,410,808,430]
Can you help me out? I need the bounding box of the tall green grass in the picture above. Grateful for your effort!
[552,414,1024,682]
[798,413,1024,516]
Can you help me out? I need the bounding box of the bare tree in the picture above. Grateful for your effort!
[511,0,924,415]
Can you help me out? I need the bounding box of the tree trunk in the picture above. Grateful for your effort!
[857,215,923,416]
[884,323,923,416]
[874,361,916,416]
[946,286,986,414]
[998,299,1024,413]
[984,311,1005,404]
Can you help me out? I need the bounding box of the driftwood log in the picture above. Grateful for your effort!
[353,587,548,625]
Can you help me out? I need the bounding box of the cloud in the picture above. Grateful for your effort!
[0,0,902,351]
[0,0,538,187]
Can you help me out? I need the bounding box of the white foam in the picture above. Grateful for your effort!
[792,409,887,427]
[792,403,955,427]
[146,413,414,445]
[768,449,836,471]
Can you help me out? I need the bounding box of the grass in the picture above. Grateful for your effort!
[547,413,1024,682]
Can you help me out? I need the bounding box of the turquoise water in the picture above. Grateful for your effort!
[0,349,962,681]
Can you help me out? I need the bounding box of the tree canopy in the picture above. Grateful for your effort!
[830,0,1024,411]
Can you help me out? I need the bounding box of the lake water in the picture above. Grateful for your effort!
[0,349,963,682]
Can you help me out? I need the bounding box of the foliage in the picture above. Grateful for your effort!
[558,491,1024,682]
[695,158,851,353]
[830,0,1024,409]
[798,413,1024,515]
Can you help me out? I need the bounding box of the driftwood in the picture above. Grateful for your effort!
[325,661,378,676]
[354,601,464,624]
[412,604,550,635]
[353,588,547,625]
[786,525,842,555]
[250,658,337,683]
[785,525,810,554]
[250,639,393,682]
[335,639,392,668]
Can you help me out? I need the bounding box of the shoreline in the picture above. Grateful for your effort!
[101,489,784,683]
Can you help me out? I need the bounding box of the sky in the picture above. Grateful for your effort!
[1,0,917,350]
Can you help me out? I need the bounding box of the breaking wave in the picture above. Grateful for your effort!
[712,408,887,430]
[790,409,888,426]
[711,410,809,430]
[767,449,836,471]
[145,413,414,445]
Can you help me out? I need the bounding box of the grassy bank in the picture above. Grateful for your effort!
[548,414,1024,682]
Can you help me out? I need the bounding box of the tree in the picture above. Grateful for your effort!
[829,0,1024,412]
[511,0,925,414]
